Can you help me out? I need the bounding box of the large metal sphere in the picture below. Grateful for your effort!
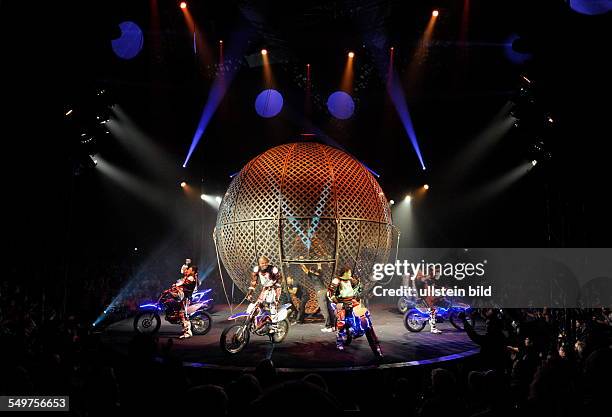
[215,142,393,312]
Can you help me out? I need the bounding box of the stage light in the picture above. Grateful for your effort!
[432,10,439,17]
[179,2,187,9]
[348,51,355,58]
[532,160,538,166]
[200,194,206,200]
[134,247,138,251]
[424,184,430,190]
[111,21,144,60]
[547,116,554,124]
[389,199,395,205]
[327,91,355,120]
[65,109,73,116]
[181,181,187,188]
[261,49,268,55]
[215,196,222,203]
[405,195,412,203]
[219,40,223,44]
[255,89,284,118]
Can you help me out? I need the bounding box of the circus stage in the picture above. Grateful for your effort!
[100,304,482,373]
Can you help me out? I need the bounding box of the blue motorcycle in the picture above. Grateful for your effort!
[403,298,474,332]
[133,288,213,335]
[330,301,383,358]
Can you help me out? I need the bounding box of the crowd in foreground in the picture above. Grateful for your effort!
[1,280,611,415]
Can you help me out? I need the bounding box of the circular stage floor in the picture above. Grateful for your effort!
[101,304,481,373]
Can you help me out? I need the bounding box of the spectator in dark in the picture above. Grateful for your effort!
[302,373,328,392]
[418,368,464,417]
[462,311,507,374]
[251,380,340,412]
[225,374,261,416]
[255,359,277,388]
[187,385,228,416]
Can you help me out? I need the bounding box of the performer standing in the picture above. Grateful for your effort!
[175,264,198,339]
[413,267,443,334]
[300,263,334,332]
[286,275,308,324]
[247,256,282,315]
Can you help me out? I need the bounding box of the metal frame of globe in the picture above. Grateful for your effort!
[214,142,399,313]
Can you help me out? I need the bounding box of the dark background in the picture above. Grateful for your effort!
[1,1,610,316]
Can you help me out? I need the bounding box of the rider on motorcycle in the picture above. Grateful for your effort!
[247,256,282,329]
[328,266,382,356]
[174,264,198,339]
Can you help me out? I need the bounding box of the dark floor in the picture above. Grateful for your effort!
[101,304,482,372]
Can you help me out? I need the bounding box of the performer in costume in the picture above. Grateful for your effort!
[247,256,282,331]
[413,267,444,334]
[301,262,334,332]
[328,267,382,356]
[169,264,198,339]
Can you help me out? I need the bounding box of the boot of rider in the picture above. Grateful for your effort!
[366,326,384,358]
[180,320,192,339]
[429,308,442,334]
[336,332,345,351]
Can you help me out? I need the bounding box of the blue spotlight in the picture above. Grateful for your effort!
[111,21,144,60]
[570,0,612,15]
[388,75,427,170]
[183,27,252,168]
[327,91,355,120]
[255,89,284,118]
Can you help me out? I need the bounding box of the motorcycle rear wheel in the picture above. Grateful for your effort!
[190,311,212,335]
[397,297,410,314]
[271,319,289,343]
[220,324,250,354]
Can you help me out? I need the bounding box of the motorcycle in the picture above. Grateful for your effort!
[403,298,475,332]
[133,288,213,335]
[330,301,383,358]
[220,301,291,354]
[190,288,215,311]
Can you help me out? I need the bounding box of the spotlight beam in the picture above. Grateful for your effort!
[388,73,427,170]
[183,27,253,167]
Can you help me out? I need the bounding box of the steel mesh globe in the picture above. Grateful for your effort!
[215,142,394,312]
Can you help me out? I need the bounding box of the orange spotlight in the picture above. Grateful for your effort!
[180,181,187,188]
[179,1,187,9]
[348,51,355,58]
[424,184,430,190]
[261,49,268,55]
[432,10,439,17]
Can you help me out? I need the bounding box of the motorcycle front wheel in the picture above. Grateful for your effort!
[271,319,289,343]
[133,311,162,334]
[190,311,212,335]
[220,324,250,354]
[404,309,427,332]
